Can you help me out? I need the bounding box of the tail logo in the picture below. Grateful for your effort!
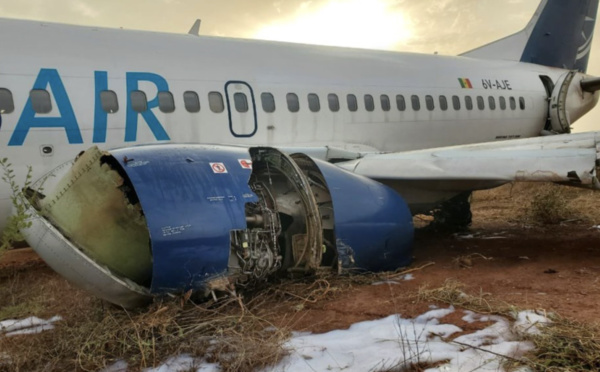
[576,16,596,62]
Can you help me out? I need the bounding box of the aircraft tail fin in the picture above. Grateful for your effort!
[462,0,599,72]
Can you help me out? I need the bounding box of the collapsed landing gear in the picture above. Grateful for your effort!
[428,192,472,232]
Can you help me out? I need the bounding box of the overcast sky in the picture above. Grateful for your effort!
[0,0,599,131]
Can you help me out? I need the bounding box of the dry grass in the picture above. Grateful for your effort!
[417,279,515,316]
[522,315,600,371]
[0,269,358,372]
[527,184,574,225]
[473,182,600,226]
[1,298,290,371]
[417,280,600,372]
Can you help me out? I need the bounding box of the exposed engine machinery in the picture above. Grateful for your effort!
[230,181,283,280]
[545,71,600,134]
[22,145,413,308]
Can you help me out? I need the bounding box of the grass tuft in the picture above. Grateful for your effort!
[417,279,514,316]
[522,315,600,371]
[527,184,574,225]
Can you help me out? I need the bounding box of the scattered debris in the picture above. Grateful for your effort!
[453,253,493,269]
[387,262,435,279]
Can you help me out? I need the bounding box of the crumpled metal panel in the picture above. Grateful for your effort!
[109,144,258,294]
[38,147,152,286]
[22,203,152,308]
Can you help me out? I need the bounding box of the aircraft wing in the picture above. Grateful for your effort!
[337,131,600,192]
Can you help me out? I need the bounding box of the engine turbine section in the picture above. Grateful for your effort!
[549,71,600,133]
[21,145,413,308]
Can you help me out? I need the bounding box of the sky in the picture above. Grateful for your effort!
[0,0,599,131]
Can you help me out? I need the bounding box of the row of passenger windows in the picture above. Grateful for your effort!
[0,87,527,115]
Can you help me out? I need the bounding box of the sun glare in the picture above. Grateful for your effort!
[254,0,413,50]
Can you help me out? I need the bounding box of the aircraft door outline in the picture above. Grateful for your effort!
[224,81,258,138]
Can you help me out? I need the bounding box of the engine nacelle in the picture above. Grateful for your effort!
[22,145,413,308]
[549,71,600,133]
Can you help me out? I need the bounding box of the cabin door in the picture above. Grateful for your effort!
[225,81,257,138]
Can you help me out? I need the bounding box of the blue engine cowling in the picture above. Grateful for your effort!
[23,145,413,307]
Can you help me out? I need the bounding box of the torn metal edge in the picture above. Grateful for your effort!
[21,202,152,309]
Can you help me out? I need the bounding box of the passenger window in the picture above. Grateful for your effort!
[465,96,473,110]
[208,92,225,113]
[364,94,375,112]
[287,93,300,113]
[158,91,175,113]
[476,96,485,110]
[328,93,340,112]
[308,93,320,112]
[396,95,406,111]
[488,96,496,110]
[499,96,507,110]
[347,94,358,112]
[510,97,517,110]
[425,95,434,111]
[261,92,275,113]
[99,90,119,113]
[519,97,526,110]
[452,95,461,110]
[439,96,448,111]
[30,89,52,114]
[411,95,421,111]
[130,91,147,113]
[234,92,249,113]
[183,91,200,113]
[380,95,390,111]
[0,88,15,114]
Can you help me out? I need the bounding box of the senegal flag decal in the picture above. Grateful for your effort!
[458,78,473,89]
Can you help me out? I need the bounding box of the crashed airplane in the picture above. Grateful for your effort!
[1,0,600,307]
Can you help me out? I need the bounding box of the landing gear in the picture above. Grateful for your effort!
[428,192,472,232]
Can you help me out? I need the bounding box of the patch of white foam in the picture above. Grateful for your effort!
[0,316,62,336]
[513,310,552,335]
[143,355,219,372]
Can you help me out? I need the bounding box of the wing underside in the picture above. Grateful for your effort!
[337,132,600,212]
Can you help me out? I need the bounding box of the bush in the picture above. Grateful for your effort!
[0,158,34,256]
[528,184,572,225]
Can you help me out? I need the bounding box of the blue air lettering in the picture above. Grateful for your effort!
[9,69,83,146]
[7,69,171,146]
[125,72,170,142]
[93,71,109,143]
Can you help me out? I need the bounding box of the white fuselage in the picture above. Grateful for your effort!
[0,18,581,228]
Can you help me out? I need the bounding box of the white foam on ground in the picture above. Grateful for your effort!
[0,316,62,336]
[513,310,551,335]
